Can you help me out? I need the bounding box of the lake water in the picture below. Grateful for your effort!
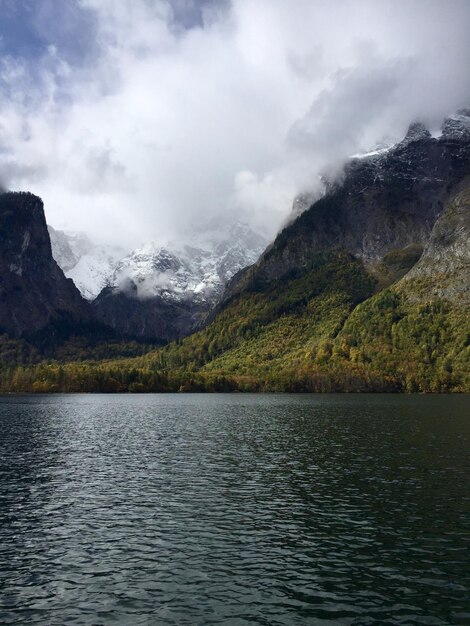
[0,394,469,625]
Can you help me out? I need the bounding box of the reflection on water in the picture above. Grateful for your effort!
[0,394,469,625]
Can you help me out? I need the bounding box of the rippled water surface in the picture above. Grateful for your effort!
[0,394,469,625]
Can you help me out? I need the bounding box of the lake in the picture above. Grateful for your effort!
[0,393,469,625]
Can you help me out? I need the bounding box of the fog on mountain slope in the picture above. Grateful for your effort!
[110,222,267,305]
[88,221,268,342]
[50,109,470,310]
[48,227,94,272]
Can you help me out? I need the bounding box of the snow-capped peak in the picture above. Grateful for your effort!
[108,221,267,305]
[441,109,470,141]
[50,221,267,305]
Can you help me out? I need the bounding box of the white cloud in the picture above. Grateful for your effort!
[0,0,469,246]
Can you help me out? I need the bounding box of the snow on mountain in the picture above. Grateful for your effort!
[66,245,126,300]
[110,221,267,306]
[440,109,470,141]
[48,226,125,300]
[49,221,267,305]
[350,111,470,163]
[350,145,394,160]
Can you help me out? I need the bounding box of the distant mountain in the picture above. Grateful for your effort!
[0,192,91,340]
[48,226,94,272]
[92,222,267,340]
[106,222,266,305]
[51,221,266,304]
[48,226,125,300]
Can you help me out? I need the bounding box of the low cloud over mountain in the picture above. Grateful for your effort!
[0,0,469,247]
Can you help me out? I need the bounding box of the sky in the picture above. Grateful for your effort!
[0,0,469,246]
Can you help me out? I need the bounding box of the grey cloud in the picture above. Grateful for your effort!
[287,47,325,82]
[288,60,403,160]
[0,0,469,246]
[79,147,131,194]
[168,0,230,29]
[0,161,48,190]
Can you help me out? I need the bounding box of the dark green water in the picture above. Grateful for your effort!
[0,394,469,625]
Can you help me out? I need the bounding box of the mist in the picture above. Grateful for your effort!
[0,0,469,247]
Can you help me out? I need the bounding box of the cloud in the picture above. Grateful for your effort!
[0,0,469,246]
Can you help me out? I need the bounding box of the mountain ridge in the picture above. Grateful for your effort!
[220,115,470,306]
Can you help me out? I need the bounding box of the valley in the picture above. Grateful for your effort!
[1,113,469,393]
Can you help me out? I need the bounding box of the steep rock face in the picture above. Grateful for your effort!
[223,114,470,299]
[400,182,470,303]
[441,109,470,141]
[0,192,90,338]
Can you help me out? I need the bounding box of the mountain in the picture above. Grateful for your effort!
[105,222,266,306]
[222,117,470,302]
[180,113,468,392]
[92,222,267,341]
[66,245,127,301]
[0,192,91,340]
[49,226,125,300]
[48,226,94,272]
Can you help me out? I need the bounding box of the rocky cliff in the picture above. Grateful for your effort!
[0,192,91,339]
[223,114,470,300]
[400,182,470,303]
